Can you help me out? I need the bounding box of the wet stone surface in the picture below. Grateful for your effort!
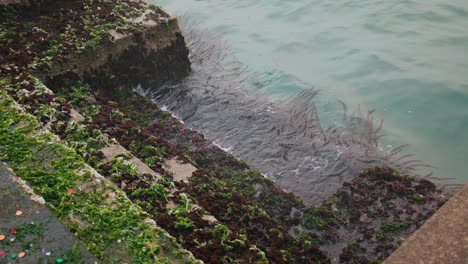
[0,1,455,262]
[384,184,468,264]
[0,163,95,264]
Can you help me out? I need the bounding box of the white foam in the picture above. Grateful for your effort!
[213,141,233,152]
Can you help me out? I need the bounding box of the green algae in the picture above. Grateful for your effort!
[0,90,200,264]
[48,77,446,263]
[57,81,331,263]
[376,220,410,242]
[5,76,269,261]
[0,1,446,262]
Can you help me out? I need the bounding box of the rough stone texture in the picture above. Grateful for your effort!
[43,12,191,93]
[99,144,160,178]
[69,108,85,122]
[0,0,30,6]
[384,184,468,264]
[44,11,181,76]
[164,158,197,183]
[0,162,95,263]
[100,144,132,161]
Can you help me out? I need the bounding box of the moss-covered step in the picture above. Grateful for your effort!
[70,81,449,263]
[1,75,272,263]
[0,90,201,263]
[0,0,30,6]
[0,0,451,263]
[1,0,190,84]
[48,81,330,263]
[2,1,326,263]
[383,184,467,264]
[0,162,96,264]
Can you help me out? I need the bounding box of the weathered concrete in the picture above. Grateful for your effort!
[69,108,85,122]
[0,162,95,263]
[0,0,30,6]
[99,144,160,178]
[43,10,191,93]
[384,184,468,264]
[164,158,197,183]
[45,10,180,77]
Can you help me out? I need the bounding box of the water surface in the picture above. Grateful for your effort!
[149,0,468,190]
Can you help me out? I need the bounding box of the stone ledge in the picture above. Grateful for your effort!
[41,12,183,80]
[0,162,96,262]
[384,184,468,264]
[0,0,30,6]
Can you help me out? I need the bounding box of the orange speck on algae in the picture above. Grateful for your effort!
[18,252,26,258]
[0,234,5,241]
[67,189,74,194]
[15,210,23,216]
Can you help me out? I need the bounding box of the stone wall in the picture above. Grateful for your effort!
[0,0,30,5]
[42,13,190,93]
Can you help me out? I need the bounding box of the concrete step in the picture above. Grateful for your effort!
[384,184,468,264]
[0,91,201,263]
[0,162,96,263]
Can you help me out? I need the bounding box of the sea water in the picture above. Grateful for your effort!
[150,0,468,186]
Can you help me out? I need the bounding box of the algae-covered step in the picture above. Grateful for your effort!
[0,162,96,264]
[0,0,455,263]
[0,91,201,263]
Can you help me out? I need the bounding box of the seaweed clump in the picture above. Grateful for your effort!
[293,166,447,262]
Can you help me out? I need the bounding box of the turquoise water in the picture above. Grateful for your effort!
[153,0,468,182]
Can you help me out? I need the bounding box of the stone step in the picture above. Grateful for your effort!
[0,0,30,6]
[3,76,267,262]
[99,144,160,179]
[383,184,468,264]
[0,90,201,263]
[0,162,96,263]
[1,1,452,262]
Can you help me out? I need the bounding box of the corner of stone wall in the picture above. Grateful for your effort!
[0,0,30,6]
[42,12,191,93]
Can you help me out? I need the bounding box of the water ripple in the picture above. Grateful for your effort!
[136,18,433,205]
